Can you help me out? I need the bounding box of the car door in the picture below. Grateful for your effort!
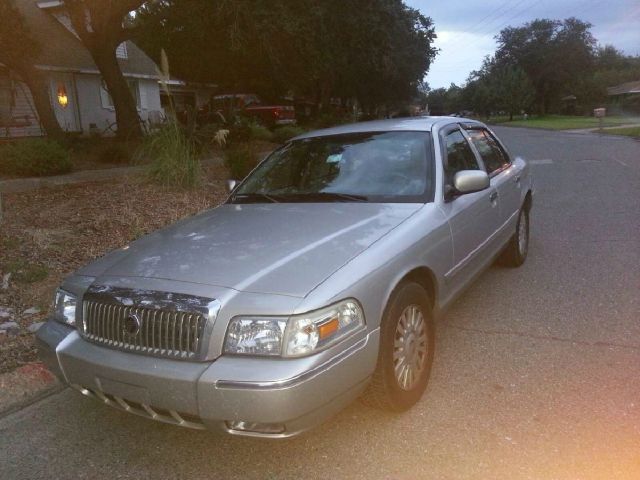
[439,125,501,285]
[465,127,522,228]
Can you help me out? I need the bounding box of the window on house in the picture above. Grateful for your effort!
[116,42,128,59]
[0,76,14,122]
[100,79,140,109]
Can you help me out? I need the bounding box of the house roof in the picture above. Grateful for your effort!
[14,0,158,78]
[607,80,640,96]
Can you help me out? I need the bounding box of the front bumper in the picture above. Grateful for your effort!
[36,319,378,438]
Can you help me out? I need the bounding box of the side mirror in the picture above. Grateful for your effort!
[449,170,489,197]
[226,179,238,193]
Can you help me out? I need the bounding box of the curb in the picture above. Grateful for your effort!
[0,362,64,418]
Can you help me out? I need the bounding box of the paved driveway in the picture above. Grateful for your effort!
[1,127,639,480]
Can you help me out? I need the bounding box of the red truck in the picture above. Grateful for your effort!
[204,93,296,127]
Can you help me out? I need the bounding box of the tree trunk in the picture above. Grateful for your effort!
[16,66,65,141]
[93,50,143,140]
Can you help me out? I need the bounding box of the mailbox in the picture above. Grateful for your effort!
[594,108,606,118]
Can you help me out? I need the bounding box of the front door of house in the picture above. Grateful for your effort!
[50,74,80,133]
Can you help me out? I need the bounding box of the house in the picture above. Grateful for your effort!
[0,0,163,138]
[607,80,640,115]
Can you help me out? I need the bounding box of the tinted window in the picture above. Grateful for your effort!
[468,129,509,174]
[234,131,433,203]
[445,129,480,182]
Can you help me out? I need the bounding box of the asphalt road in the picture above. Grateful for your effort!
[2,127,639,480]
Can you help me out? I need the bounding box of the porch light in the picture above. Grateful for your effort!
[57,84,68,108]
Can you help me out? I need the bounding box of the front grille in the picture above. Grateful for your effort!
[82,300,207,359]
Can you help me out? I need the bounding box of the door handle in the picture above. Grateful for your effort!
[489,191,498,202]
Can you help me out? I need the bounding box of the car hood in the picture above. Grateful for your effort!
[79,203,422,297]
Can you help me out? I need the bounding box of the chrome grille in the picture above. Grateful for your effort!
[82,300,207,359]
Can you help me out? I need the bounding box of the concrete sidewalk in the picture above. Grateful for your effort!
[0,155,225,194]
[0,165,147,194]
[564,122,640,134]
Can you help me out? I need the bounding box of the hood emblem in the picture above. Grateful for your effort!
[124,313,141,335]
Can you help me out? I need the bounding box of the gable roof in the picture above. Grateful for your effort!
[607,80,640,96]
[14,0,158,78]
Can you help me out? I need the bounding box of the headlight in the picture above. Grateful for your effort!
[53,289,77,327]
[224,299,365,357]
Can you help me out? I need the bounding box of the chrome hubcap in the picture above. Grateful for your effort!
[518,211,528,255]
[393,305,428,391]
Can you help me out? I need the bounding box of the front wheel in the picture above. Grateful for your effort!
[361,282,435,411]
[499,206,529,267]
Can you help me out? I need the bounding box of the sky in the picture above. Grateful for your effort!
[405,0,640,89]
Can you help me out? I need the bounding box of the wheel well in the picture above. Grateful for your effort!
[524,190,532,211]
[401,267,437,307]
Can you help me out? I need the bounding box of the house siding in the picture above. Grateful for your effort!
[0,73,45,138]
[75,75,161,135]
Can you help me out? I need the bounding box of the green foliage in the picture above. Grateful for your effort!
[489,115,637,130]
[140,121,201,188]
[135,0,437,111]
[0,139,72,176]
[3,259,49,284]
[248,123,274,142]
[272,125,306,144]
[224,143,259,180]
[494,18,597,114]
[603,126,640,137]
[97,142,132,164]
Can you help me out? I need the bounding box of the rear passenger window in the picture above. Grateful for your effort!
[468,129,509,174]
[445,129,480,183]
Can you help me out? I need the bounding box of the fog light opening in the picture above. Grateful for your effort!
[226,420,286,434]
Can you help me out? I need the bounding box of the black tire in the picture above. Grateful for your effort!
[361,282,435,412]
[499,206,529,267]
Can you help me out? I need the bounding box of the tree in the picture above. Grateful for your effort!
[64,0,145,138]
[494,66,535,120]
[494,18,596,114]
[0,1,64,139]
[135,0,437,114]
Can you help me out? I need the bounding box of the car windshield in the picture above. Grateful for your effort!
[232,131,433,203]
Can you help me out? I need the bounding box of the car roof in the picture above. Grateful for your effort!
[292,116,485,141]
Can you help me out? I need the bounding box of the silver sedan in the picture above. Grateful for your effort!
[37,117,533,438]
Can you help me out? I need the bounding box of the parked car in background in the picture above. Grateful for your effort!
[37,117,532,438]
[197,93,296,127]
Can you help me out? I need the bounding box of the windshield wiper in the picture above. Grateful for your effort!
[292,192,369,202]
[232,193,280,203]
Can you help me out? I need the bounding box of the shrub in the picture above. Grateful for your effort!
[0,138,72,176]
[248,123,274,142]
[272,125,306,144]
[97,142,132,165]
[225,143,259,180]
[139,121,201,188]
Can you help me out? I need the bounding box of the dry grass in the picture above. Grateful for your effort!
[0,163,230,373]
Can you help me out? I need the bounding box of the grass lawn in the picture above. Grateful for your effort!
[488,115,640,130]
[601,126,640,138]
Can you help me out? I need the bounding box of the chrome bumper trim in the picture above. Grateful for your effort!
[71,384,205,430]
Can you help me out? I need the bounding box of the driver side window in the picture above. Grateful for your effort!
[444,129,480,184]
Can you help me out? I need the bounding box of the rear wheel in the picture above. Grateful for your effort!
[499,206,529,267]
[361,282,435,411]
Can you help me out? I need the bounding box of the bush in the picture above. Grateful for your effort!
[0,138,72,176]
[97,142,132,165]
[225,143,259,180]
[272,125,306,144]
[139,121,201,188]
[248,123,274,142]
